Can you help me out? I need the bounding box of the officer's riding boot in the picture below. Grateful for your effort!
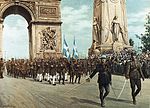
[0,73,3,78]
[100,98,105,107]
[78,76,81,84]
[100,93,105,107]
[133,96,136,105]
[75,77,77,83]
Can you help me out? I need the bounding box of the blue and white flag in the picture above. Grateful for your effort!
[72,36,78,59]
[63,36,70,61]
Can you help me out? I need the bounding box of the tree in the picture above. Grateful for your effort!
[129,38,134,46]
[139,13,150,52]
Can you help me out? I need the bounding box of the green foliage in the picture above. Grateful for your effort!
[140,13,150,52]
[129,38,134,46]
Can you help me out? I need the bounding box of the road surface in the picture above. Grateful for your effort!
[0,75,150,108]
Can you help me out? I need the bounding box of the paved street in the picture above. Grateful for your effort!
[0,74,150,108]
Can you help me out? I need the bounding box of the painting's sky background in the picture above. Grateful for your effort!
[2,0,150,59]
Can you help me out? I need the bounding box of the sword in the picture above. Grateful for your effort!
[110,85,117,98]
[63,81,87,95]
[117,79,127,99]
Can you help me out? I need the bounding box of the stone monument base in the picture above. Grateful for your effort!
[88,42,132,56]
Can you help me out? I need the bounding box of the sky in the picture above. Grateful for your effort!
[2,0,150,59]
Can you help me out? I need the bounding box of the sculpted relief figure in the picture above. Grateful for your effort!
[111,16,128,45]
[91,40,100,55]
[40,27,57,51]
[111,16,123,43]
[93,17,101,44]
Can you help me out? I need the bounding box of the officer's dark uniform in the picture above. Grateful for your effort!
[126,56,144,105]
[89,59,111,107]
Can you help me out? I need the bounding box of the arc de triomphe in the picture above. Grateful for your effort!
[0,0,62,59]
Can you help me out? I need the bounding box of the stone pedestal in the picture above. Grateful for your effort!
[89,0,131,55]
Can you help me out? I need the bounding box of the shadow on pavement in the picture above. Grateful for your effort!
[70,97,100,106]
[106,97,132,104]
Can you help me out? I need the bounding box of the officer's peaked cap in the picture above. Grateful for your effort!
[100,55,107,59]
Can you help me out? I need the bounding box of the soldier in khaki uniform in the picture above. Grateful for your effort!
[74,60,82,84]
[58,59,66,85]
[36,59,43,82]
[6,60,11,76]
[33,59,37,80]
[10,58,16,77]
[29,60,34,78]
[68,60,74,84]
[44,59,49,81]
[0,58,4,78]
[21,59,26,79]
[15,60,20,78]
[51,60,57,85]
[125,54,145,105]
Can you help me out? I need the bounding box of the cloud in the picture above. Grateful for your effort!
[61,5,93,55]
[143,0,150,1]
[62,5,92,33]
[3,15,29,59]
[128,25,145,35]
[126,1,150,49]
[128,7,150,25]
[127,7,150,36]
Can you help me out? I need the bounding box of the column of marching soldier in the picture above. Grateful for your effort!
[0,51,149,84]
[5,57,87,85]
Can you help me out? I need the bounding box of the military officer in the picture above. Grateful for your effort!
[86,55,112,107]
[125,54,144,105]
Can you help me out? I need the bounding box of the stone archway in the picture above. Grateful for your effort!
[0,0,62,59]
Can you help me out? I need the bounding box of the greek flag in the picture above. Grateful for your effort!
[63,37,70,61]
[72,37,78,59]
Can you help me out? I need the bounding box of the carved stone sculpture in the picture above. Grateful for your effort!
[90,0,130,54]
[40,27,57,51]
